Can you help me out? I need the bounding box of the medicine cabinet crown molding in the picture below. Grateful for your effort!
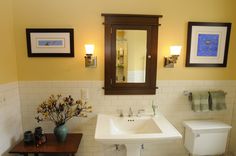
[102,13,162,95]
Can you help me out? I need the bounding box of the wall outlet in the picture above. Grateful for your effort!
[81,89,89,100]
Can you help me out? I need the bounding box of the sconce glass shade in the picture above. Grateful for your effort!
[164,45,182,68]
[170,46,182,56]
[84,44,96,68]
[85,44,95,55]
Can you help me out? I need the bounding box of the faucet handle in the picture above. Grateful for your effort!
[117,109,124,117]
[138,109,145,113]
[128,107,133,117]
[152,103,158,116]
[137,109,145,117]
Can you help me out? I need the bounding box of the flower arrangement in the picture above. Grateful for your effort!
[35,94,92,127]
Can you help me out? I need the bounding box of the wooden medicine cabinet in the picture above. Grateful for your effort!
[102,14,162,95]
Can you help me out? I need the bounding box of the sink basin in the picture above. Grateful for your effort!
[95,113,182,144]
[110,116,162,135]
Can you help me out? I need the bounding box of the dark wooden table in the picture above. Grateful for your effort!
[9,133,83,156]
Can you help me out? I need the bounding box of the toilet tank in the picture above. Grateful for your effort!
[183,120,231,156]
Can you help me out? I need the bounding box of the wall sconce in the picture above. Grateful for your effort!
[85,44,97,68]
[164,45,182,68]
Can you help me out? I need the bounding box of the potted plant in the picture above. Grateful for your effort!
[35,94,92,142]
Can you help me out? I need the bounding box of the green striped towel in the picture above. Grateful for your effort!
[191,92,201,112]
[190,91,209,112]
[209,91,226,110]
[200,91,210,112]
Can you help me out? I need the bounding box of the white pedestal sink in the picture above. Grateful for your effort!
[95,113,182,156]
[125,144,142,156]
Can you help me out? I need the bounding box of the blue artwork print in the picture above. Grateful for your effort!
[38,40,63,47]
[197,34,219,57]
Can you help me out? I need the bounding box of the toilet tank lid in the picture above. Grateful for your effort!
[183,120,231,131]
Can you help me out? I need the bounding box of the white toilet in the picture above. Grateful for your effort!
[183,120,231,156]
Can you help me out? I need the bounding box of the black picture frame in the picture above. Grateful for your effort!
[186,22,231,67]
[26,28,74,57]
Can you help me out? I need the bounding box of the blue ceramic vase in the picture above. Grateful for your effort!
[54,123,68,142]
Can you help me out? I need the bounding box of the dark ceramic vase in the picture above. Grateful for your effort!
[24,131,34,144]
[54,123,68,142]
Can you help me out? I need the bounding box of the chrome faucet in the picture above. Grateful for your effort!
[137,109,145,117]
[128,107,133,117]
[152,101,158,116]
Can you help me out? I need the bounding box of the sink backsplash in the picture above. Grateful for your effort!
[19,80,236,156]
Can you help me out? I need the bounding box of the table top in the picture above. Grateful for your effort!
[9,133,83,154]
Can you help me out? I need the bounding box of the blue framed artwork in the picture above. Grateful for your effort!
[197,34,219,57]
[186,22,231,67]
[26,28,74,57]
[37,39,65,48]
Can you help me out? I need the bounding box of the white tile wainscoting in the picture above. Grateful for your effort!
[18,80,236,156]
[0,82,23,156]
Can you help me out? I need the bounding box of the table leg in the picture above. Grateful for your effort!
[71,153,75,156]
[22,153,28,156]
[34,154,39,156]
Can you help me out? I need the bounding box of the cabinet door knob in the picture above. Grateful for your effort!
[148,55,151,59]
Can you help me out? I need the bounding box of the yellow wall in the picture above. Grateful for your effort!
[12,0,236,81]
[0,0,18,84]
